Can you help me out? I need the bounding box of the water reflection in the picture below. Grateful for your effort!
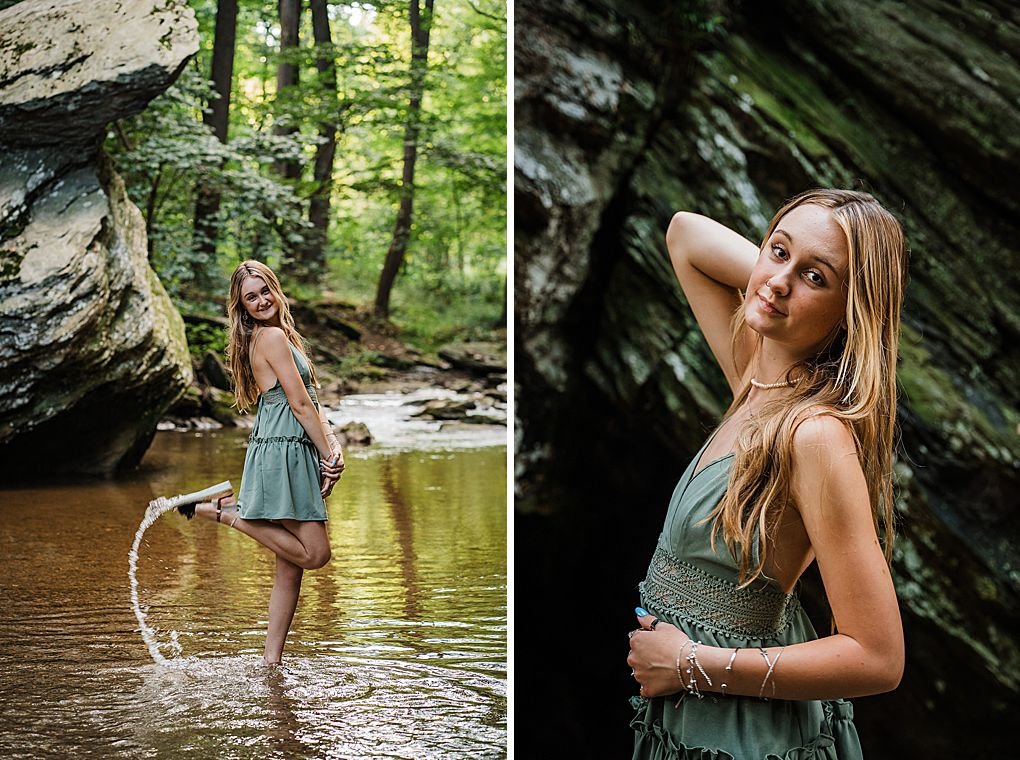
[0,429,507,758]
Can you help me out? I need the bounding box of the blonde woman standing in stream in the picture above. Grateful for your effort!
[178,260,344,665]
[627,189,908,758]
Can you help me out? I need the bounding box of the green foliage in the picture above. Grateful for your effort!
[391,278,504,352]
[107,64,312,298]
[184,320,229,361]
[105,0,506,341]
[338,349,393,381]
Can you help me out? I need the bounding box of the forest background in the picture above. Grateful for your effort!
[106,0,506,358]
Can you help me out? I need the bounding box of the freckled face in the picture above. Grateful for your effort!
[240,275,277,323]
[744,204,850,357]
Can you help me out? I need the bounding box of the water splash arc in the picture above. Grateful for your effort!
[128,480,233,664]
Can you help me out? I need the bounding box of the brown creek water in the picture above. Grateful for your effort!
[0,428,507,759]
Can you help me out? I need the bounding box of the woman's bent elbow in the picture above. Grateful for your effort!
[288,399,315,418]
[874,654,904,694]
[666,211,695,264]
[666,211,691,244]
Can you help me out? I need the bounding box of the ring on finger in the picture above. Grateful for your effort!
[649,618,660,631]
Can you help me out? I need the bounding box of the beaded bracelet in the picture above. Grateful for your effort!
[690,641,713,688]
[682,640,713,701]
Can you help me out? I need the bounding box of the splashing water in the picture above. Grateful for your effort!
[128,481,233,664]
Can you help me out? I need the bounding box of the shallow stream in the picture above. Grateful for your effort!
[0,409,507,759]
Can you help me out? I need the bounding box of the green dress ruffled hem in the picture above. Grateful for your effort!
[630,696,859,760]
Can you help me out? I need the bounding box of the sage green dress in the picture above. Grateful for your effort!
[631,426,862,759]
[236,343,328,522]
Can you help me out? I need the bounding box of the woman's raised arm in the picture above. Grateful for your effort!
[666,212,759,393]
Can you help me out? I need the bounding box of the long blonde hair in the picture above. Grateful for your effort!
[226,260,320,412]
[702,189,909,592]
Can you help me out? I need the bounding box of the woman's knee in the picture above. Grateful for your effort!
[306,545,331,570]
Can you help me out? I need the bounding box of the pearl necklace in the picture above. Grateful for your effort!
[750,377,796,390]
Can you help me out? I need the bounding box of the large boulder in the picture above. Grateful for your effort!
[0,0,198,477]
[515,1,1019,757]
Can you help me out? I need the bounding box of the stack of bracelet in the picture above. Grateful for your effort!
[674,643,788,704]
[674,639,713,708]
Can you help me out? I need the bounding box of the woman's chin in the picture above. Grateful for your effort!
[743,309,772,336]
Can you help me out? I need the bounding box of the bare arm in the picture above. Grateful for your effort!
[317,403,344,467]
[316,402,345,497]
[259,327,334,460]
[666,212,760,392]
[630,416,904,699]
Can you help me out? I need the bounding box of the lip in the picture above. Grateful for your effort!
[757,295,785,316]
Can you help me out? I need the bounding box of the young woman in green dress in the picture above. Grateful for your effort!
[627,189,908,758]
[181,260,344,665]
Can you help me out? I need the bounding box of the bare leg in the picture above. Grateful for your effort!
[195,500,330,570]
[265,555,303,664]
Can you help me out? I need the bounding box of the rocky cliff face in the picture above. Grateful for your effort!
[0,0,199,477]
[516,0,1019,756]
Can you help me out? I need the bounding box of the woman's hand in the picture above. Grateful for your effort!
[319,445,345,497]
[627,609,690,699]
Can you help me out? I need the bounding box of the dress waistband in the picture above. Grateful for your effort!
[638,544,800,640]
[260,383,319,406]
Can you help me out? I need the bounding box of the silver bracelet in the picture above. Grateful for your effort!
[691,642,713,687]
[758,646,785,699]
[758,648,773,699]
[720,647,739,697]
[673,639,692,709]
[686,641,701,698]
[684,640,712,700]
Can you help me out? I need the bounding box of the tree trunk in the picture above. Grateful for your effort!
[191,0,238,265]
[274,0,302,182]
[373,0,436,320]
[145,162,164,262]
[304,0,337,284]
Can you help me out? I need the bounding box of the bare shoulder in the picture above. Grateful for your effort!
[251,326,287,356]
[790,410,857,456]
[788,410,863,516]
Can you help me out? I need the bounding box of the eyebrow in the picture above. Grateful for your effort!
[774,228,841,277]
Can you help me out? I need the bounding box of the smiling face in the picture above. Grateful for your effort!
[744,203,850,359]
[240,275,279,325]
